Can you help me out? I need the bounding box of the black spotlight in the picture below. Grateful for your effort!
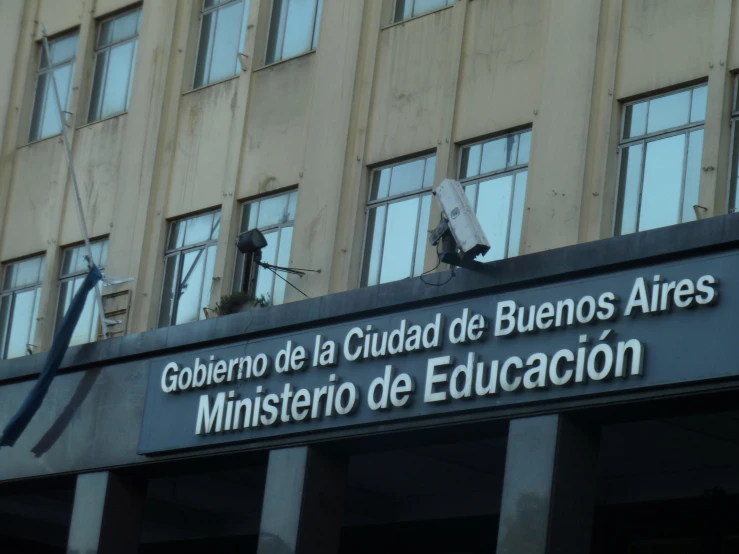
[237,228,267,254]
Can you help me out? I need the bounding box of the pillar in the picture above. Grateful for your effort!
[66,471,145,554]
[257,446,347,554]
[496,414,600,554]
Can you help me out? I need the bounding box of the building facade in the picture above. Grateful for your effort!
[1,0,739,552]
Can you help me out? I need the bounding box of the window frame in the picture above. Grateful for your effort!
[192,0,250,89]
[613,83,707,236]
[158,211,220,327]
[28,32,78,143]
[359,153,436,288]
[265,0,322,65]
[457,128,531,261]
[0,256,45,359]
[86,7,141,123]
[54,240,108,345]
[233,189,298,305]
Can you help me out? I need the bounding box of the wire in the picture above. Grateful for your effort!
[419,242,456,287]
[260,263,311,299]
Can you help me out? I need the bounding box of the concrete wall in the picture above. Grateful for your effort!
[0,0,734,345]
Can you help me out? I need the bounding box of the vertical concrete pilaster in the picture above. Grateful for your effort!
[257,446,347,554]
[496,414,600,554]
[67,471,145,554]
[520,0,602,255]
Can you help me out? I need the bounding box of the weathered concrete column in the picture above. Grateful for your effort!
[257,446,347,554]
[66,471,145,554]
[496,414,600,554]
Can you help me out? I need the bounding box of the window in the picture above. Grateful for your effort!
[616,84,707,235]
[233,191,297,306]
[56,241,107,347]
[361,154,435,287]
[265,0,322,64]
[194,0,250,88]
[728,78,739,212]
[0,257,44,359]
[158,211,220,327]
[394,0,453,22]
[29,33,78,142]
[459,129,531,262]
[88,8,140,122]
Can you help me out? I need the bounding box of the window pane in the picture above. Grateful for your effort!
[389,158,425,196]
[412,194,431,276]
[394,0,413,22]
[99,19,114,47]
[0,295,10,358]
[112,10,139,43]
[126,40,138,110]
[681,129,703,223]
[616,143,643,235]
[311,0,322,49]
[464,183,477,210]
[91,240,108,268]
[242,202,259,233]
[505,134,519,167]
[51,35,78,65]
[100,42,134,119]
[508,171,527,257]
[14,257,43,288]
[272,226,293,305]
[210,1,243,83]
[379,198,418,284]
[194,11,215,88]
[88,49,109,122]
[40,64,73,138]
[646,90,690,134]
[184,213,215,246]
[287,191,298,220]
[158,255,180,327]
[361,205,386,287]
[460,144,482,178]
[266,0,286,63]
[623,101,647,139]
[413,0,449,17]
[257,195,291,228]
[282,0,317,60]
[210,213,221,240]
[690,85,707,123]
[199,245,217,318]
[236,0,251,73]
[422,156,436,188]
[370,168,391,201]
[169,220,186,250]
[29,72,48,141]
[639,134,685,231]
[517,131,531,165]
[476,175,513,262]
[175,249,206,325]
[255,230,278,304]
[6,289,36,359]
[480,137,507,175]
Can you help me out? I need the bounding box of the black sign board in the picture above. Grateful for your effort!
[138,250,735,454]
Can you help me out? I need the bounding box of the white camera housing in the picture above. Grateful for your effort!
[433,179,490,259]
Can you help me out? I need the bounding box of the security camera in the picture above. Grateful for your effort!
[430,179,490,268]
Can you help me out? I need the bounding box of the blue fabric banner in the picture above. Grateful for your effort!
[0,265,103,448]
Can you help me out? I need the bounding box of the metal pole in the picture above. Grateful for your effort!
[40,25,109,340]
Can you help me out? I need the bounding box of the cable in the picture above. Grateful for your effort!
[419,242,456,287]
[260,263,311,299]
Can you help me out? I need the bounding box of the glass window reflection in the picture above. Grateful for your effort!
[1,256,45,359]
[361,155,435,287]
[56,241,107,346]
[457,128,531,263]
[266,0,322,64]
[234,191,298,306]
[617,84,706,235]
[158,212,220,328]
[193,0,250,88]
